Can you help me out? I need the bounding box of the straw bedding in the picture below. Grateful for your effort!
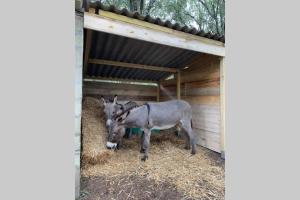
[81,97,113,167]
[81,97,225,200]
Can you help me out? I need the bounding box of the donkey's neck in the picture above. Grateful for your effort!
[123,105,148,127]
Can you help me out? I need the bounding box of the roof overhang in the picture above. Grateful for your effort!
[84,11,225,57]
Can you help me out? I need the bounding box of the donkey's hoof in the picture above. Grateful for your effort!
[141,155,148,161]
[191,150,196,155]
[140,148,145,153]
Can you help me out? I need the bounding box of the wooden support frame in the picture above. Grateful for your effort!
[220,57,225,159]
[84,76,157,84]
[83,29,93,75]
[177,71,181,99]
[75,12,84,200]
[84,12,225,56]
[89,59,178,73]
[157,82,160,102]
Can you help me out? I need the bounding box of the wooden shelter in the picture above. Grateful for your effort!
[75,1,225,199]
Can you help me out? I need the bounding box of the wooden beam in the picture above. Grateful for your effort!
[89,59,178,73]
[83,29,92,75]
[177,71,181,99]
[75,12,84,200]
[84,12,225,56]
[220,57,225,159]
[157,82,160,102]
[84,76,157,84]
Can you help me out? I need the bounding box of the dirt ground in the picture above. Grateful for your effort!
[80,97,225,200]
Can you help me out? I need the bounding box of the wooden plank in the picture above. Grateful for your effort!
[194,128,220,142]
[160,71,220,86]
[177,71,181,99]
[194,129,221,153]
[182,96,220,105]
[83,88,156,96]
[89,59,178,73]
[160,95,220,105]
[84,94,156,102]
[197,137,221,153]
[192,120,220,133]
[220,57,225,157]
[84,81,157,91]
[84,12,225,56]
[75,13,84,200]
[159,87,220,96]
[161,78,220,88]
[83,29,92,76]
[84,76,157,84]
[190,104,221,115]
[157,82,160,102]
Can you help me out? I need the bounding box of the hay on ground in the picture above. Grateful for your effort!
[81,97,113,167]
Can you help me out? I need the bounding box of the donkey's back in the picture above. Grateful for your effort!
[147,100,192,128]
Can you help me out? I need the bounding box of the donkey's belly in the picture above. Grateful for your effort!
[151,124,176,130]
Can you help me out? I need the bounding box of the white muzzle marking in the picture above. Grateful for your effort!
[106,141,117,149]
[106,119,112,127]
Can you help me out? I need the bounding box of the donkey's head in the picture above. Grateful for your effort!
[101,95,120,129]
[106,119,125,149]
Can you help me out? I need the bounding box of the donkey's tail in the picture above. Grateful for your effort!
[191,119,193,129]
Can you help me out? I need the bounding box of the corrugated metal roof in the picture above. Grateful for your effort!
[85,30,201,81]
[85,2,225,43]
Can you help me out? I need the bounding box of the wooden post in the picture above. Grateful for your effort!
[220,57,225,159]
[157,82,160,102]
[75,12,84,199]
[177,71,181,99]
[83,29,92,76]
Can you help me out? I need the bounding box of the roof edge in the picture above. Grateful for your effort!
[84,1,225,43]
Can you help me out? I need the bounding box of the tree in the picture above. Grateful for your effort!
[197,0,225,35]
[95,0,225,36]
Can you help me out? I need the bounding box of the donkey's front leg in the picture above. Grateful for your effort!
[141,129,151,161]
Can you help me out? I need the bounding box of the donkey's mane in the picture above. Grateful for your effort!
[114,103,142,121]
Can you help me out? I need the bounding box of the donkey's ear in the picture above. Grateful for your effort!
[100,96,106,106]
[113,95,118,105]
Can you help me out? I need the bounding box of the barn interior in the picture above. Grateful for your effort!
[79,4,225,200]
[83,29,222,153]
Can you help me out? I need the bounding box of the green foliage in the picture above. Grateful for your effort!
[96,0,225,36]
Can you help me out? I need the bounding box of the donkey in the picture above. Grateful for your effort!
[109,100,196,161]
[100,95,138,149]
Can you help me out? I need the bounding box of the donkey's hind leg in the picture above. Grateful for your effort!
[180,119,196,155]
[141,129,151,161]
[179,120,190,150]
[180,127,191,150]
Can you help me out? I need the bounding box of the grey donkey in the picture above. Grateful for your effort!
[100,95,138,149]
[109,100,196,161]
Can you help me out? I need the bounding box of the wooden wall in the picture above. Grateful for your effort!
[83,81,157,105]
[160,53,221,153]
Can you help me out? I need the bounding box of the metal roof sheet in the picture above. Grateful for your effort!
[86,30,201,81]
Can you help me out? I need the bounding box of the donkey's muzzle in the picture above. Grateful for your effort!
[106,141,117,149]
